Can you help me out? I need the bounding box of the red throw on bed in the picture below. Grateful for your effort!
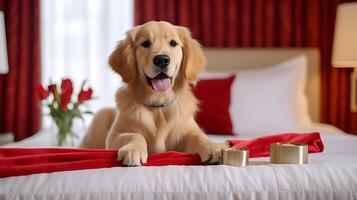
[0,132,324,178]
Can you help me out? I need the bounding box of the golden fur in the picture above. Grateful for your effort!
[80,21,227,166]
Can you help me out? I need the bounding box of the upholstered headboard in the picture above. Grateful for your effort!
[203,48,321,122]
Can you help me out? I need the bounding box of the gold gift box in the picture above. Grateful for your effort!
[270,142,308,164]
[220,147,249,167]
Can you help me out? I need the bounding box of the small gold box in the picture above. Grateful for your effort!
[270,142,308,164]
[221,147,249,167]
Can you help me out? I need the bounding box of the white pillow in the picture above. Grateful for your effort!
[230,55,312,134]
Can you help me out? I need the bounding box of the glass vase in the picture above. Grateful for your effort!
[51,118,77,147]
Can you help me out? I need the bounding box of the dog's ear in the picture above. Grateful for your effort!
[109,29,138,84]
[177,27,206,85]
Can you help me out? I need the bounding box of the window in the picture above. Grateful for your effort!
[41,0,133,127]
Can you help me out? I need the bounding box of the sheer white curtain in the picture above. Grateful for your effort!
[41,0,133,127]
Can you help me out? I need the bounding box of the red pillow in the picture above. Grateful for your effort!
[192,75,235,135]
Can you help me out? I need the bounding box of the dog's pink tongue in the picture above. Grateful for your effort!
[152,78,171,93]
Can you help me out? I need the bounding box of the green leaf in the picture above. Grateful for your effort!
[78,115,85,124]
[80,80,87,91]
[84,111,94,115]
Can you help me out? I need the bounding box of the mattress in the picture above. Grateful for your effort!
[1,124,357,200]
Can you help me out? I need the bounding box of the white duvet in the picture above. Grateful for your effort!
[1,124,357,200]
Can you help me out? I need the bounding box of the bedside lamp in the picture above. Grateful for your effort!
[0,11,9,74]
[332,2,357,112]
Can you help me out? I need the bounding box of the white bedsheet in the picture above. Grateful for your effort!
[1,124,357,200]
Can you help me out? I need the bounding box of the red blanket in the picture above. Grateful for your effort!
[0,132,323,178]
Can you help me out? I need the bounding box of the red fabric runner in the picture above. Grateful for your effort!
[0,132,323,178]
[230,132,324,158]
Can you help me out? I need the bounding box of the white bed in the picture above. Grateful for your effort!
[1,48,357,200]
[1,124,357,200]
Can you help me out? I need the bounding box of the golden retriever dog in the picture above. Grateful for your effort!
[80,21,227,166]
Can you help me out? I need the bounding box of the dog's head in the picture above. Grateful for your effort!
[109,21,206,106]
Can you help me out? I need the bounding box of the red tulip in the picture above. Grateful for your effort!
[61,79,73,92]
[36,85,50,100]
[78,88,93,103]
[60,79,73,112]
[48,84,57,93]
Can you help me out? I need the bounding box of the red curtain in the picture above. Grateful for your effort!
[135,0,357,134]
[0,0,41,140]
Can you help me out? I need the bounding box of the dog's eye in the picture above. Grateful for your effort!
[170,40,177,47]
[141,40,151,48]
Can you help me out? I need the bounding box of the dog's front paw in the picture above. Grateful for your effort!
[198,141,229,165]
[117,144,148,167]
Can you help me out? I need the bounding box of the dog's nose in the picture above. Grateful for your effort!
[153,55,170,69]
